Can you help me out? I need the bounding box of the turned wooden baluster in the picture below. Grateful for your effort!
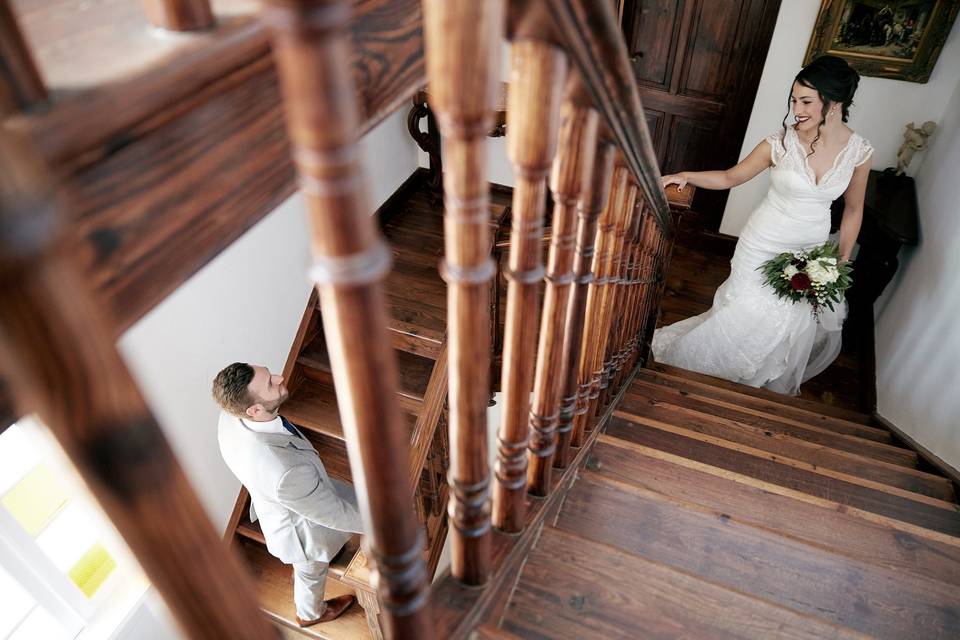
[422,0,503,585]
[493,36,567,531]
[639,220,670,364]
[142,0,213,31]
[526,81,598,496]
[626,210,658,373]
[553,141,614,468]
[612,206,649,390]
[570,162,626,448]
[0,136,277,639]
[262,1,432,635]
[585,180,637,426]
[600,196,645,406]
[600,198,643,398]
[0,0,46,115]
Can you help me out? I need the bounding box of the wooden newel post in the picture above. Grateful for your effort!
[422,0,503,586]
[555,142,614,465]
[0,136,277,640]
[526,82,597,495]
[142,0,214,31]
[0,0,46,115]
[262,1,432,636]
[493,37,567,532]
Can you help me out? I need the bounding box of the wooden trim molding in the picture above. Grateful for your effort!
[872,412,960,495]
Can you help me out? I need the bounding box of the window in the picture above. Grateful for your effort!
[0,417,151,640]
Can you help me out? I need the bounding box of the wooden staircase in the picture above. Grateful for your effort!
[223,175,512,638]
[488,363,960,638]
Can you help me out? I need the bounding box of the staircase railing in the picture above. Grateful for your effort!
[0,0,686,638]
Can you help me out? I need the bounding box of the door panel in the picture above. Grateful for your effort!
[622,0,781,230]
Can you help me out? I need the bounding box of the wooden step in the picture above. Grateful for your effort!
[623,380,915,467]
[500,527,867,640]
[647,362,873,425]
[298,332,434,412]
[236,519,361,581]
[605,419,960,537]
[587,437,960,585]
[554,473,960,639]
[283,378,417,442]
[636,368,889,441]
[613,397,953,501]
[237,540,372,640]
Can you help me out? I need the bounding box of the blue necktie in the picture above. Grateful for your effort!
[279,416,302,439]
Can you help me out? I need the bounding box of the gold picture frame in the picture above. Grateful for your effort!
[804,0,959,83]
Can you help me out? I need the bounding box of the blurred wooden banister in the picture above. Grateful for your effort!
[0,0,46,115]
[261,0,432,635]
[0,131,277,640]
[142,0,214,31]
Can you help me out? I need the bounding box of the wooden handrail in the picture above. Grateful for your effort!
[0,0,46,115]
[544,0,672,234]
[142,0,213,31]
[0,132,276,640]
[262,0,432,635]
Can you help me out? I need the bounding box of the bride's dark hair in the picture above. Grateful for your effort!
[781,55,860,156]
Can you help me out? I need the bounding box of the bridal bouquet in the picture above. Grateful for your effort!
[758,243,852,316]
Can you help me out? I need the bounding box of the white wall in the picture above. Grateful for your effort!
[720,5,960,236]
[873,77,960,472]
[118,105,418,532]
[112,106,419,639]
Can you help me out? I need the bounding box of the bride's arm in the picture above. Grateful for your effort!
[661,140,773,192]
[838,158,871,262]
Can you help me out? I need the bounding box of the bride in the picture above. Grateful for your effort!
[653,55,873,395]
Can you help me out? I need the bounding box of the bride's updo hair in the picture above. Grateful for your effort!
[782,55,860,155]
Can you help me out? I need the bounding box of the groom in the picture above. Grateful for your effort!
[213,362,364,627]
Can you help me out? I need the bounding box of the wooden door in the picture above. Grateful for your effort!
[621,0,781,230]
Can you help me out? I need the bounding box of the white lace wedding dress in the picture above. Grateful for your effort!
[651,127,874,395]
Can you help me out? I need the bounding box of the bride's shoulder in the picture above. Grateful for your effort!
[846,128,875,166]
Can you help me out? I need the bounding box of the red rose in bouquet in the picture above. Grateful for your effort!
[789,272,812,291]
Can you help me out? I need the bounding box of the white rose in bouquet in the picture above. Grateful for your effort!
[806,259,838,285]
[783,264,798,279]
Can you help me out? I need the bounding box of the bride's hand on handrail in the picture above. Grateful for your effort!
[661,172,688,192]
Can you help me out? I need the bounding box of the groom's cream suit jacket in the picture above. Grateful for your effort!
[218,412,364,564]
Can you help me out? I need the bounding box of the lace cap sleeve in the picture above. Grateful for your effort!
[853,136,874,167]
[764,129,786,165]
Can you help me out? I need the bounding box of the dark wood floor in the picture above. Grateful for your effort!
[657,234,864,413]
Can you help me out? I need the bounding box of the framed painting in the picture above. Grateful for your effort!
[804,0,960,83]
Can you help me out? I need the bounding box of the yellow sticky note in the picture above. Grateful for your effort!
[69,543,116,598]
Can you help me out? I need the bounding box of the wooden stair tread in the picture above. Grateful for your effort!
[623,380,916,468]
[237,540,371,640]
[298,333,434,407]
[605,419,960,537]
[647,362,873,425]
[613,396,953,502]
[553,473,960,639]
[284,378,417,441]
[587,437,960,586]
[501,527,866,640]
[236,518,361,580]
[637,368,890,441]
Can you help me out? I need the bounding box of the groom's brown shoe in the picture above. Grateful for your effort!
[295,594,356,627]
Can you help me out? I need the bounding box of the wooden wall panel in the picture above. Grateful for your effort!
[644,108,665,158]
[678,0,746,100]
[662,115,716,176]
[622,0,683,90]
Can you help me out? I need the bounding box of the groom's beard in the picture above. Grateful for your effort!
[261,389,290,415]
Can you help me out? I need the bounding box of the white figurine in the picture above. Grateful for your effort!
[896,120,936,175]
